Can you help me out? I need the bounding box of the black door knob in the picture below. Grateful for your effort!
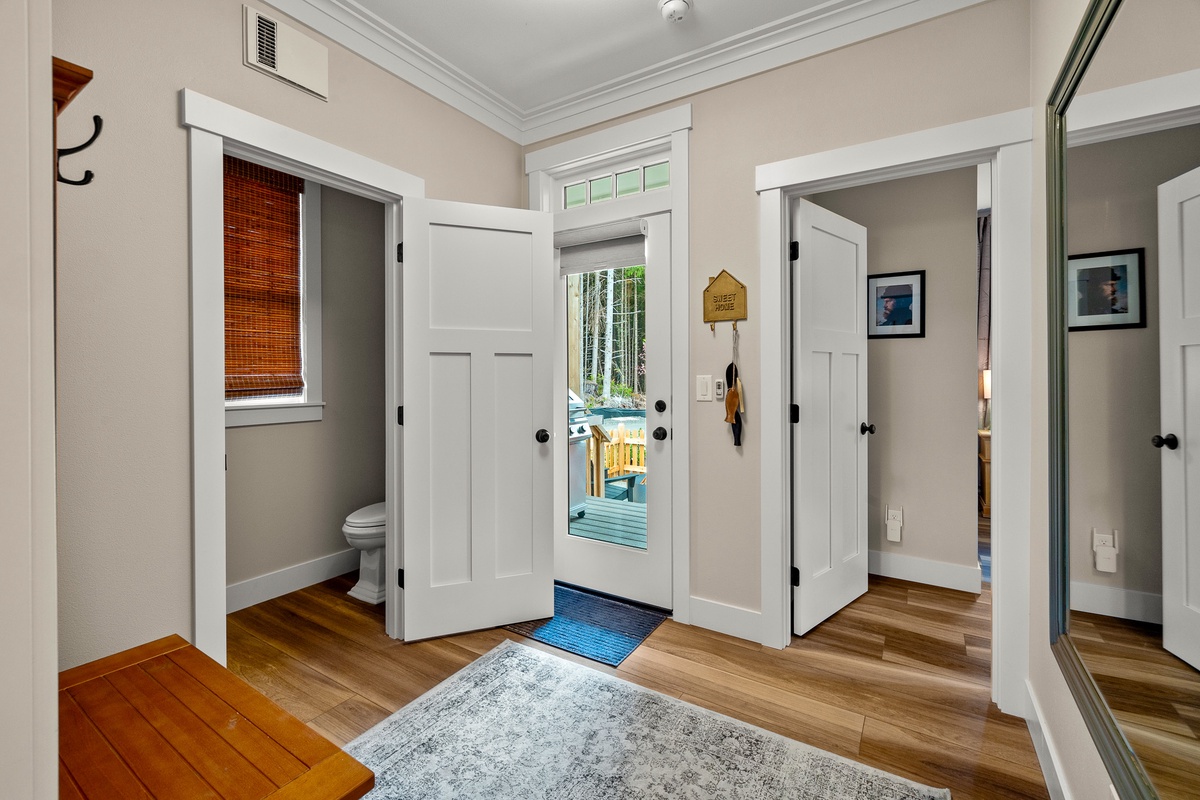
[655,400,667,413]
[652,427,668,441]
[535,429,550,443]
[860,423,876,436]
[1152,433,1179,450]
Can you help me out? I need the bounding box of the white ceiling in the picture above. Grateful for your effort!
[265,0,985,145]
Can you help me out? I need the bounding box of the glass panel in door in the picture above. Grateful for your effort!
[566,265,648,551]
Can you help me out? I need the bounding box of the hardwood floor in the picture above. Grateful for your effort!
[227,574,1049,799]
[1071,611,1200,800]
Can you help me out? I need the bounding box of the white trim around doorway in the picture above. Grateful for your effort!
[182,89,423,664]
[756,107,1034,716]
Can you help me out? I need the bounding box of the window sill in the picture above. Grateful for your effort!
[225,402,324,428]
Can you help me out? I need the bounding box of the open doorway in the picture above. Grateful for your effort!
[756,112,1033,714]
[794,166,988,641]
[225,181,387,616]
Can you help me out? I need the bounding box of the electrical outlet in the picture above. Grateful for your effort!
[715,378,726,400]
[1092,528,1114,550]
[886,507,903,524]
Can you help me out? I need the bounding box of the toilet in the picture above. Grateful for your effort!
[342,502,386,605]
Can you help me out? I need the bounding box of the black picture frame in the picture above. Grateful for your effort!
[867,270,926,339]
[1066,248,1146,331]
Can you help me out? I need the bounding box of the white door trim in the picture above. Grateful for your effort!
[525,105,692,620]
[757,107,1034,715]
[182,89,424,662]
[4,0,56,793]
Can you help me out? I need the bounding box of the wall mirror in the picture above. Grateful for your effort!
[1050,1,1200,798]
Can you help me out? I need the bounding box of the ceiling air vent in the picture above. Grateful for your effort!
[243,6,328,100]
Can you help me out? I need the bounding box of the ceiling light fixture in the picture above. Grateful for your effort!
[659,0,691,23]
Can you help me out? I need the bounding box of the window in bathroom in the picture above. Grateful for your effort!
[223,154,323,427]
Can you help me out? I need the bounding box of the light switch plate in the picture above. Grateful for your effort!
[696,375,712,402]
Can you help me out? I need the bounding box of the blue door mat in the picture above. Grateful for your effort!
[505,584,668,667]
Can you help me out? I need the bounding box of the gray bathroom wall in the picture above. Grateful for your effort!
[226,186,387,586]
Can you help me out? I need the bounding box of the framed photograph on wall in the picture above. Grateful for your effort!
[1066,248,1146,331]
[867,270,926,339]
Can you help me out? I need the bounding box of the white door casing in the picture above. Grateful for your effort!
[1158,164,1200,670]
[554,213,673,609]
[791,198,869,635]
[399,198,555,641]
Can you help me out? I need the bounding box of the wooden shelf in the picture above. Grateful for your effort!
[52,57,92,115]
[60,634,374,799]
[979,429,992,519]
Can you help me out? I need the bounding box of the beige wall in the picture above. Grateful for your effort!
[53,0,523,669]
[226,187,386,585]
[811,168,980,571]
[529,0,1030,611]
[1067,125,1200,597]
[1078,0,1200,95]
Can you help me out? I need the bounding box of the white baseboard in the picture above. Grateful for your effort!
[1069,581,1162,624]
[1025,679,1070,800]
[226,549,360,613]
[868,550,982,594]
[688,596,762,644]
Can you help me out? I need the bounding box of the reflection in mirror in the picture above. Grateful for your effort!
[1053,1,1200,798]
[1066,122,1200,800]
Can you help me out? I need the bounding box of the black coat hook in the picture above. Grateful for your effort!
[57,114,102,186]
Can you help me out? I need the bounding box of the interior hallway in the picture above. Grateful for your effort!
[228,573,1048,799]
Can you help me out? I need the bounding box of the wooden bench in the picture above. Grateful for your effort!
[59,634,374,799]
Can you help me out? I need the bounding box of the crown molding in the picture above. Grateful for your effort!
[265,0,986,145]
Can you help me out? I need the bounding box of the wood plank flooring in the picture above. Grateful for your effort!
[227,574,1049,799]
[1070,611,1200,800]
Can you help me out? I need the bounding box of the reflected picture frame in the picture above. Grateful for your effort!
[867,270,926,339]
[1067,248,1146,331]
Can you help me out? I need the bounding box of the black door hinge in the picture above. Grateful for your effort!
[397,406,404,425]
[789,241,799,261]
[397,568,404,589]
[790,404,799,424]
[790,566,800,587]
[397,243,404,262]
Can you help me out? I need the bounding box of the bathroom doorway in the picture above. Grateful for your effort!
[225,181,389,616]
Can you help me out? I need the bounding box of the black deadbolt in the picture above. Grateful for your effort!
[655,400,667,413]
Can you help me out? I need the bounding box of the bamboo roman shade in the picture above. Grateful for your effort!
[223,155,306,400]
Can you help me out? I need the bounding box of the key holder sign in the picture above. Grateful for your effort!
[704,270,747,331]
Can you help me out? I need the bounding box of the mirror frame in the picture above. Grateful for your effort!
[1047,1,1160,797]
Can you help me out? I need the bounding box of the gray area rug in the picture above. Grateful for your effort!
[346,640,951,799]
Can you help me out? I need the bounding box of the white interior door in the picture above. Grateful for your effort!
[396,198,555,641]
[556,214,672,610]
[791,198,868,636]
[1159,164,1200,670]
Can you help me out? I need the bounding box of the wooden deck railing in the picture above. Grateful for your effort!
[586,423,646,497]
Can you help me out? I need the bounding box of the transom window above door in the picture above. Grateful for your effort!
[563,160,670,209]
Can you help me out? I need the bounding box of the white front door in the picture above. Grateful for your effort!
[556,214,673,609]
[1158,165,1200,670]
[791,198,869,636]
[394,198,555,641]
